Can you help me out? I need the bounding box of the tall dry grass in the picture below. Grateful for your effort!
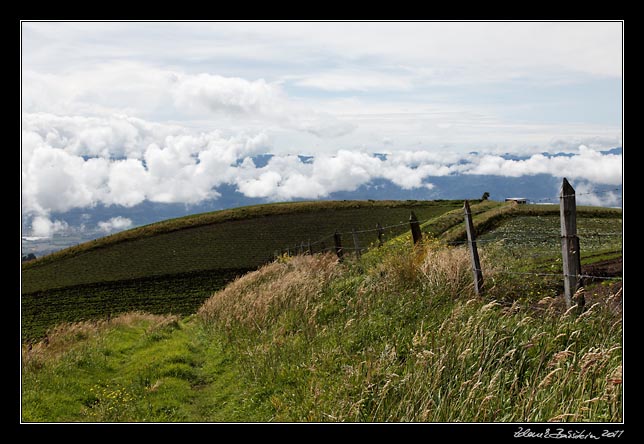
[195,238,621,422]
[328,293,622,422]
[198,254,342,334]
[22,312,180,371]
[364,238,492,300]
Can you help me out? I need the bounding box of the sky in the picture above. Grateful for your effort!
[21,21,623,239]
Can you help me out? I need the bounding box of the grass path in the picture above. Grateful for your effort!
[22,316,270,422]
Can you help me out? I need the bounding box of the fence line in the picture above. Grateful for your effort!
[279,215,438,255]
[447,233,621,246]
[526,186,622,204]
[489,270,621,281]
[283,201,623,251]
[274,179,622,311]
[281,232,620,260]
[225,232,620,248]
[290,244,620,281]
[282,191,622,253]
[486,232,623,236]
[561,187,622,199]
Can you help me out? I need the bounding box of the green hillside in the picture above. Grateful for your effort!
[22,200,465,339]
[21,205,623,422]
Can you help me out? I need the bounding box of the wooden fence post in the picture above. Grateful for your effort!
[409,211,422,245]
[307,239,312,255]
[376,223,384,247]
[352,228,362,259]
[334,231,344,261]
[463,200,484,296]
[560,177,583,310]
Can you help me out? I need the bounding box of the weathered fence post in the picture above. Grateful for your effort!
[463,200,484,296]
[334,231,344,261]
[300,241,305,255]
[352,228,362,259]
[376,223,384,247]
[409,211,422,245]
[307,239,312,255]
[560,177,583,310]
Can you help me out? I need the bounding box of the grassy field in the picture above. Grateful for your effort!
[21,313,266,422]
[21,268,251,340]
[196,250,622,422]
[435,202,620,244]
[478,214,622,263]
[21,200,621,341]
[21,199,622,423]
[23,200,464,274]
[22,200,464,340]
[22,238,622,422]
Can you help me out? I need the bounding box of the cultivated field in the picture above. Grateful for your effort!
[22,224,623,422]
[22,200,464,339]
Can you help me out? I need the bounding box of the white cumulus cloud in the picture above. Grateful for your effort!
[171,73,282,116]
[97,216,133,233]
[21,113,271,228]
[31,216,69,238]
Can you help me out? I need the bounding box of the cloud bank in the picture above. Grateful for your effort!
[22,112,622,236]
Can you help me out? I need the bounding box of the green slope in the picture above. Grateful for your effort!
[21,200,622,341]
[22,200,463,339]
[22,230,623,422]
[21,314,266,422]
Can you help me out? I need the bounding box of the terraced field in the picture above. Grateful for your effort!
[478,209,623,264]
[22,200,463,339]
[21,200,622,340]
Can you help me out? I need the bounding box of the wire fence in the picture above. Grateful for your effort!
[277,217,622,280]
[277,213,443,256]
[530,186,622,204]
[275,182,623,307]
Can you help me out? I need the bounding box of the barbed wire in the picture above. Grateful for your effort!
[277,190,621,253]
[279,248,622,282]
[486,230,622,236]
[523,187,623,204]
[292,216,437,249]
[560,187,622,199]
[278,192,623,251]
[490,270,622,281]
[283,229,622,252]
[278,252,621,284]
[275,194,622,286]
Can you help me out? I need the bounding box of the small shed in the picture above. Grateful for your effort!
[505,197,527,204]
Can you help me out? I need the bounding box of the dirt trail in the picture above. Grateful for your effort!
[582,257,622,279]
